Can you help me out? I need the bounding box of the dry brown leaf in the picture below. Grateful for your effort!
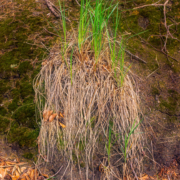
[139,174,150,180]
[25,174,31,180]
[0,167,6,179]
[49,113,57,122]
[11,175,20,180]
[6,161,16,166]
[42,60,48,66]
[20,167,27,174]
[41,173,49,178]
[15,169,20,177]
[59,112,64,118]
[59,122,66,128]
[29,169,35,180]
[19,176,27,180]
[43,110,48,122]
[43,110,53,122]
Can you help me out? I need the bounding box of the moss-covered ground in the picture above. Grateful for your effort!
[0,0,59,158]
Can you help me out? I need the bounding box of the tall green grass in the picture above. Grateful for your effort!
[78,0,90,51]
[121,119,143,163]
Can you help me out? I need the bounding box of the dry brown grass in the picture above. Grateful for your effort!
[33,31,145,179]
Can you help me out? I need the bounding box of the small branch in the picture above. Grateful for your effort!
[46,165,63,179]
[43,27,59,37]
[44,0,71,22]
[130,162,139,180]
[125,50,147,64]
[0,163,28,168]
[133,0,165,10]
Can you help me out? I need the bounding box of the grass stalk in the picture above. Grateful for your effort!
[89,0,117,63]
[121,119,143,164]
[78,0,90,51]
[105,120,113,165]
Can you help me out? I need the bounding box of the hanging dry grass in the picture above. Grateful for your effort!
[33,31,145,178]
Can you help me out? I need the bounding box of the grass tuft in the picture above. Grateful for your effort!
[33,0,145,179]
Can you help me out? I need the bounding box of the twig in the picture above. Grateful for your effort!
[133,0,180,62]
[125,50,147,64]
[44,0,71,22]
[133,0,165,9]
[136,34,179,62]
[45,165,63,179]
[0,163,28,168]
[43,27,59,37]
[130,162,139,180]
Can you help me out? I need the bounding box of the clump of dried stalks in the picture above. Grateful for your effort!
[33,31,145,178]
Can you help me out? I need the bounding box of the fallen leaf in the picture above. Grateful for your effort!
[20,167,27,174]
[0,167,6,179]
[11,175,20,180]
[41,173,49,178]
[43,110,53,121]
[49,113,57,122]
[59,112,64,118]
[59,122,66,128]
[139,174,150,180]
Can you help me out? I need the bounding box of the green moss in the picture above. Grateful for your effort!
[18,61,33,75]
[23,95,34,104]
[151,86,160,96]
[31,65,41,80]
[20,81,33,99]
[0,107,8,116]
[12,103,36,128]
[8,121,38,147]
[11,88,20,99]
[0,80,10,95]
[23,152,34,159]
[80,162,85,168]
[0,95,3,104]
[0,116,10,134]
[159,89,180,122]
[8,98,20,112]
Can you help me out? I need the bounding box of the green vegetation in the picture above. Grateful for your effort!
[159,89,180,122]
[0,0,57,151]
[0,116,10,134]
